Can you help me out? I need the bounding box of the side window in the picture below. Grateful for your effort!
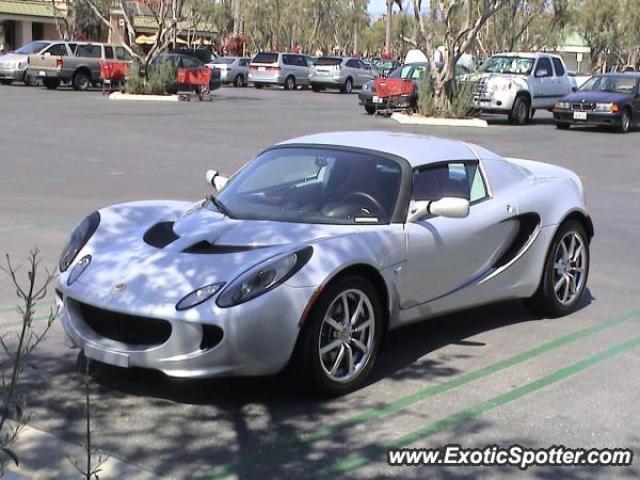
[413,162,488,204]
[551,57,565,77]
[534,57,552,77]
[76,45,102,58]
[180,56,200,68]
[296,55,308,67]
[104,46,114,59]
[411,65,426,79]
[282,54,292,66]
[44,44,68,56]
[346,59,358,68]
[68,43,78,54]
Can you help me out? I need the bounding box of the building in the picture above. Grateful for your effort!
[554,31,591,74]
[0,0,59,52]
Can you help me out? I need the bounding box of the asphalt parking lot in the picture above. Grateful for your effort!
[1,83,639,479]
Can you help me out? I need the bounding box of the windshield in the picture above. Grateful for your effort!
[15,41,49,54]
[478,56,534,75]
[580,75,638,94]
[388,65,412,79]
[253,52,278,64]
[215,147,403,225]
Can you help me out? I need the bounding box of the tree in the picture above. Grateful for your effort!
[410,0,509,113]
[384,0,402,56]
[51,0,111,40]
[82,0,193,71]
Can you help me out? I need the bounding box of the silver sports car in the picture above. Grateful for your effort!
[56,132,592,395]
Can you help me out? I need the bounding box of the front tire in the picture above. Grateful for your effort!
[556,122,570,130]
[292,276,383,395]
[341,78,353,94]
[618,108,631,133]
[365,104,376,115]
[509,96,530,125]
[526,220,590,318]
[254,82,264,89]
[233,74,244,87]
[0,79,13,85]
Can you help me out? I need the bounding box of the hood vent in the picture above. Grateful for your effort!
[182,241,265,255]
[143,222,179,249]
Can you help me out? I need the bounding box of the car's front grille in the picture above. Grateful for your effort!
[571,102,595,111]
[79,302,172,347]
[472,78,487,96]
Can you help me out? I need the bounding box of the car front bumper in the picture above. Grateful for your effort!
[472,90,515,112]
[553,110,623,127]
[0,65,25,81]
[56,279,316,379]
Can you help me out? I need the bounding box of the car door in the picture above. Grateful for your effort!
[529,56,554,108]
[295,55,310,85]
[402,161,518,308]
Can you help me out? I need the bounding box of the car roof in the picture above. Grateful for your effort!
[278,131,489,167]
[493,52,560,59]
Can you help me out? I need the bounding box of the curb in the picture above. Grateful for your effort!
[391,112,488,128]
[7,422,162,479]
[109,92,182,102]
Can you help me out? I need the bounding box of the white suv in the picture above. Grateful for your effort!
[470,52,576,124]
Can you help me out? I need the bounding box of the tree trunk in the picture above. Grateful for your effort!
[384,0,393,56]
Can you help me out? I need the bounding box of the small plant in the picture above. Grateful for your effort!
[125,58,176,95]
[417,70,477,118]
[0,250,55,475]
[68,357,107,480]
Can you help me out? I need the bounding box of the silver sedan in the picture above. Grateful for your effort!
[309,56,377,93]
[56,132,592,395]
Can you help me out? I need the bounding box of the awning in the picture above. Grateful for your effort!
[0,0,57,19]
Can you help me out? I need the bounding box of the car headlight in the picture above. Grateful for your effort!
[594,102,614,112]
[555,101,570,110]
[18,62,27,70]
[217,246,313,308]
[59,211,100,272]
[176,283,225,311]
[67,255,91,286]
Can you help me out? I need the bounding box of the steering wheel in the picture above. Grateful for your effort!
[340,191,385,217]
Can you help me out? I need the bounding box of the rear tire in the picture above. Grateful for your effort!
[254,83,264,89]
[618,108,631,133]
[291,276,383,396]
[365,104,376,115]
[556,122,570,130]
[0,79,12,85]
[233,74,244,87]
[43,78,60,90]
[509,96,530,125]
[312,85,322,92]
[526,220,590,318]
[73,70,91,91]
[284,75,296,91]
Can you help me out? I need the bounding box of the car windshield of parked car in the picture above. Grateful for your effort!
[215,147,403,225]
[214,57,235,64]
[15,41,49,54]
[388,65,412,79]
[579,75,638,94]
[478,56,534,75]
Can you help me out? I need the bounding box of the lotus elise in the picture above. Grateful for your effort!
[56,132,592,395]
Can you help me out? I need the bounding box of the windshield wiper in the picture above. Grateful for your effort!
[208,195,233,218]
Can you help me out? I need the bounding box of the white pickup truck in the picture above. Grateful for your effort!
[469,52,577,125]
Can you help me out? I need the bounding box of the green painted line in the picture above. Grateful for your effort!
[0,306,17,314]
[0,313,51,330]
[313,334,640,478]
[205,309,640,479]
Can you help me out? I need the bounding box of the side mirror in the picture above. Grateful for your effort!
[535,69,548,78]
[205,169,228,192]
[406,197,470,223]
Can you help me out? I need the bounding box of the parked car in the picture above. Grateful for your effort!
[206,56,250,87]
[249,52,313,90]
[359,63,427,114]
[468,52,576,124]
[170,48,214,65]
[55,131,592,395]
[553,73,640,133]
[152,53,222,93]
[309,56,377,93]
[0,40,75,86]
[28,42,131,90]
[374,58,401,77]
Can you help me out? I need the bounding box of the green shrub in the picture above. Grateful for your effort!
[125,58,176,95]
[146,60,176,95]
[417,70,437,117]
[416,69,477,118]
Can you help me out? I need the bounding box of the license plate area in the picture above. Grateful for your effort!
[573,111,587,120]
